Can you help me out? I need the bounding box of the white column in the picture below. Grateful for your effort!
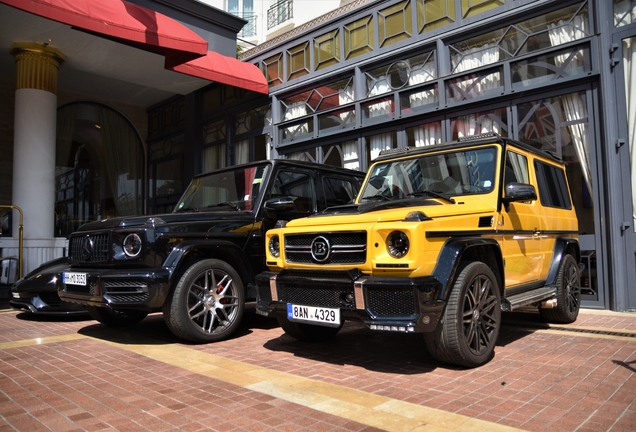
[5,43,66,274]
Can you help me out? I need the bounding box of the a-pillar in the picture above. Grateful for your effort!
[8,42,66,273]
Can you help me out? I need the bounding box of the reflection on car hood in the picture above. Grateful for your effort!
[11,257,69,293]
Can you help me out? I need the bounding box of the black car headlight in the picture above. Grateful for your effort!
[123,233,143,258]
[386,231,409,258]
[268,235,280,258]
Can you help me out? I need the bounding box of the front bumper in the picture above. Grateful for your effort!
[58,267,172,311]
[10,292,88,315]
[255,269,444,333]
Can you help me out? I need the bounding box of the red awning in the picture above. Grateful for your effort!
[1,0,208,64]
[169,50,269,95]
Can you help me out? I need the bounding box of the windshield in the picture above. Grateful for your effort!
[360,147,498,202]
[174,164,271,212]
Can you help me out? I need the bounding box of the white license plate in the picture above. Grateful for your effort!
[287,303,340,326]
[63,272,87,286]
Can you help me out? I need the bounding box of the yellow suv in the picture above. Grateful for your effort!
[255,133,581,368]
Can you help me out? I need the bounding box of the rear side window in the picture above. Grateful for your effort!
[534,161,572,209]
[324,177,358,207]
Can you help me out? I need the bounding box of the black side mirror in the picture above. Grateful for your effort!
[502,182,537,211]
[263,197,295,217]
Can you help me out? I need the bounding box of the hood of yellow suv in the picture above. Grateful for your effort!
[285,198,497,228]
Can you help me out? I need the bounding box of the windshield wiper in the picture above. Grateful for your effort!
[407,190,455,204]
[176,206,199,212]
[207,202,240,211]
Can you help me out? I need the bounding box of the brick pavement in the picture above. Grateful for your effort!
[0,302,635,431]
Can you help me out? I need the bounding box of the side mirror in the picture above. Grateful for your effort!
[502,182,537,211]
[263,197,295,214]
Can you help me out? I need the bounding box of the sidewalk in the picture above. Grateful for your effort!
[1,304,635,431]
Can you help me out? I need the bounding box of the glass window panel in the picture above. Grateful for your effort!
[379,0,412,48]
[323,141,359,170]
[406,122,442,147]
[314,29,340,70]
[202,144,226,173]
[366,131,397,162]
[614,0,636,27]
[417,0,455,33]
[450,2,589,74]
[202,120,226,145]
[201,86,221,112]
[281,119,313,143]
[446,68,503,102]
[287,42,310,80]
[345,15,374,60]
[400,84,438,115]
[286,147,317,162]
[263,53,283,86]
[318,107,356,135]
[462,0,506,19]
[512,45,591,90]
[366,52,435,96]
[155,158,181,198]
[362,97,395,126]
[451,108,508,139]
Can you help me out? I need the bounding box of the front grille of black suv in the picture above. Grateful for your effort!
[284,231,366,264]
[69,234,110,263]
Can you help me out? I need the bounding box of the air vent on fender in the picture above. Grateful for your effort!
[478,216,494,227]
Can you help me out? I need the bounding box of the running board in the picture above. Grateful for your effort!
[502,287,556,312]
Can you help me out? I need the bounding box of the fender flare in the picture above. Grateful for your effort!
[545,237,581,286]
[432,237,504,301]
[163,239,254,288]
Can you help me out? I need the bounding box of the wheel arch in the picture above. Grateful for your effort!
[165,240,254,293]
[545,237,581,286]
[432,237,504,301]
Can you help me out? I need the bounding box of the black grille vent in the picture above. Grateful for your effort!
[104,281,147,292]
[106,293,150,303]
[478,216,493,228]
[367,287,416,317]
[275,269,361,310]
[69,234,111,263]
[284,231,366,264]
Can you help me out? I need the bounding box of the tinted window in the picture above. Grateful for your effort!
[324,177,358,207]
[534,161,572,209]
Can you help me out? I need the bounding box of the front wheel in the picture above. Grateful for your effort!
[539,254,581,323]
[87,306,148,327]
[424,262,501,368]
[277,314,343,342]
[163,259,245,343]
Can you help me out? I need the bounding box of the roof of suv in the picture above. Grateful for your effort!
[374,133,565,165]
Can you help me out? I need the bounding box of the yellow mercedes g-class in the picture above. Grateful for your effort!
[255,133,581,368]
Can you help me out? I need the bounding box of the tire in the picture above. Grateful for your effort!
[87,306,148,327]
[539,254,581,324]
[277,314,343,342]
[163,259,245,343]
[424,262,501,368]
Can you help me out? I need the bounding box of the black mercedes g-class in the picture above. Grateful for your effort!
[58,159,364,342]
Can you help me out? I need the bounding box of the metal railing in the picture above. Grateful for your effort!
[267,0,293,30]
[0,205,24,279]
[239,13,257,38]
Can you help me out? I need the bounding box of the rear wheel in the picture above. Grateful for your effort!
[277,314,343,342]
[424,262,501,368]
[163,259,245,343]
[87,306,148,327]
[539,254,581,324]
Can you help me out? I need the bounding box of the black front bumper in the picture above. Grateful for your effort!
[255,269,445,333]
[58,267,172,311]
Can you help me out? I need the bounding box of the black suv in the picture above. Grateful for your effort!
[58,160,364,342]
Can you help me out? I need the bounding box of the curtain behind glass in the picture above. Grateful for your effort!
[623,37,636,230]
[55,104,77,168]
[97,108,142,216]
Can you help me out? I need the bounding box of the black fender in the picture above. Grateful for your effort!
[545,237,581,286]
[432,237,504,301]
[163,239,255,291]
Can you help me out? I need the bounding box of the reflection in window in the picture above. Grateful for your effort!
[366,131,397,162]
[55,102,144,237]
[450,2,588,73]
[512,45,591,89]
[446,67,503,102]
[614,0,636,27]
[451,108,508,139]
[322,141,359,170]
[286,147,317,162]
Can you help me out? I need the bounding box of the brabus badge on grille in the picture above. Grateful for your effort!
[310,236,331,263]
[81,235,93,261]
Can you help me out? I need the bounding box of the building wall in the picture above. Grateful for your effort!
[0,78,15,206]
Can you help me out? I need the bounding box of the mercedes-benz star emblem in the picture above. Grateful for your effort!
[81,235,93,261]
[310,236,331,263]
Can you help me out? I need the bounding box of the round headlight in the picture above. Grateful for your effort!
[386,231,409,258]
[123,233,142,257]
[268,235,280,258]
